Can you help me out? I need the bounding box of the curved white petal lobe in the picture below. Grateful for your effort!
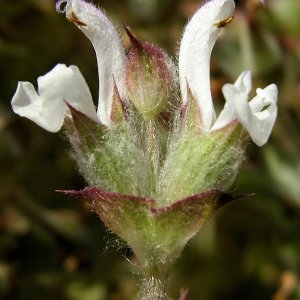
[61,65,98,122]
[210,101,235,131]
[221,73,278,146]
[248,84,278,146]
[212,70,252,130]
[233,70,252,94]
[179,0,235,131]
[11,64,98,132]
[57,0,126,126]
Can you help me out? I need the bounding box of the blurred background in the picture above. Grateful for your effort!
[0,0,300,299]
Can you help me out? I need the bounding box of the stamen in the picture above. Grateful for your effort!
[56,0,68,14]
[67,11,87,27]
[214,16,234,28]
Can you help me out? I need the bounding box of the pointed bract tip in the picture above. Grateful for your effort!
[110,76,128,122]
[180,78,203,133]
[55,189,81,197]
[124,25,142,49]
[64,101,96,123]
[216,191,255,209]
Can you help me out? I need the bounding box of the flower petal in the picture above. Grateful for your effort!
[57,0,127,126]
[12,81,61,132]
[212,71,251,130]
[210,101,235,131]
[220,72,278,146]
[11,64,97,132]
[233,70,252,94]
[179,0,235,131]
[222,83,251,126]
[59,65,98,122]
[248,84,278,146]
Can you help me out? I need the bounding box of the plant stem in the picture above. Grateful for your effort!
[140,276,168,300]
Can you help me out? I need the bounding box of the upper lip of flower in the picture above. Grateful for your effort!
[178,0,236,132]
[11,0,278,145]
[57,0,127,127]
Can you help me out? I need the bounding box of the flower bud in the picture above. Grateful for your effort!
[125,27,173,120]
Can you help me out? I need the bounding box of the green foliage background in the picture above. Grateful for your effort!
[1,0,300,299]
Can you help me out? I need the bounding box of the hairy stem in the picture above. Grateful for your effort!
[140,276,168,300]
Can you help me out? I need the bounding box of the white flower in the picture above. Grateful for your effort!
[12,0,126,131]
[179,0,278,146]
[213,71,278,146]
[56,0,126,126]
[179,0,235,131]
[11,64,98,132]
[11,0,277,146]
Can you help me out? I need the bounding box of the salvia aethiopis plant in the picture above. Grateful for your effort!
[11,0,278,299]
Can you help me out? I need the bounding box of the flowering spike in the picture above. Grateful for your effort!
[10,1,279,295]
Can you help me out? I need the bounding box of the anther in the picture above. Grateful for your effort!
[67,11,87,27]
[214,16,234,28]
